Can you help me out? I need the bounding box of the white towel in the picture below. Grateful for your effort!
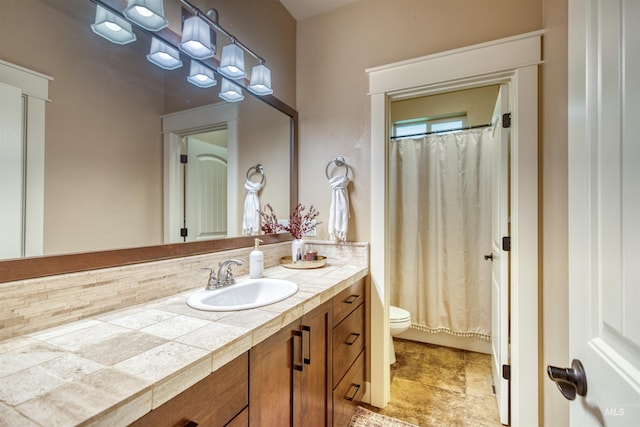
[328,175,350,241]
[242,179,264,235]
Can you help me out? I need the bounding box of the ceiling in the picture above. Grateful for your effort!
[279,0,360,20]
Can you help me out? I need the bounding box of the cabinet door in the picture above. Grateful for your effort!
[299,301,332,427]
[249,319,299,426]
[131,353,248,427]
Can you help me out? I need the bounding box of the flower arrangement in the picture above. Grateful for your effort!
[260,203,320,239]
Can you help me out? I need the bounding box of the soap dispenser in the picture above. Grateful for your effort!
[249,238,264,279]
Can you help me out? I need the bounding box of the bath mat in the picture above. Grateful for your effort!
[349,406,419,427]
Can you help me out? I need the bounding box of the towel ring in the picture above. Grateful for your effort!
[325,156,349,180]
[246,164,265,185]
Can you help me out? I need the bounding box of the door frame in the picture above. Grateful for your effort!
[162,102,239,243]
[367,30,542,425]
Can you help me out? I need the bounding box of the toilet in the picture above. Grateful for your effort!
[389,305,411,364]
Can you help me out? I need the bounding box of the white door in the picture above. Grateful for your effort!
[490,84,510,426]
[564,0,640,424]
[186,136,228,241]
[0,82,24,259]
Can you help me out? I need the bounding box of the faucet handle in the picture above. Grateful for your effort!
[201,267,217,290]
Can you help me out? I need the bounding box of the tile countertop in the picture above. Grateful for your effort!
[0,257,368,427]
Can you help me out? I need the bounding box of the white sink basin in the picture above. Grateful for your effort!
[187,278,298,311]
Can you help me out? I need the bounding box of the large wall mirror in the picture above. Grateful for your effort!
[0,0,297,282]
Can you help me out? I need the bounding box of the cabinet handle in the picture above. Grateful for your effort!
[345,383,361,401]
[302,325,311,365]
[183,421,198,427]
[345,332,361,346]
[344,294,359,304]
[292,330,303,371]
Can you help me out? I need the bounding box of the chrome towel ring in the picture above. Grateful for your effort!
[325,156,349,179]
[246,164,265,185]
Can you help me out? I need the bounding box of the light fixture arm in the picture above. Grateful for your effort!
[179,0,266,64]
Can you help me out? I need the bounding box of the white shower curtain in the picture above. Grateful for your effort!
[390,128,492,340]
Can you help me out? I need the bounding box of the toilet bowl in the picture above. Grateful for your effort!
[389,305,411,364]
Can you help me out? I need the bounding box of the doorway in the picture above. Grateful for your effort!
[387,84,509,425]
[367,31,541,426]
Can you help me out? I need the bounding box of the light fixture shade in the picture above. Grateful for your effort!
[219,78,244,102]
[91,5,137,45]
[218,43,246,79]
[124,0,168,32]
[188,61,217,88]
[180,16,215,59]
[147,37,182,70]
[248,64,273,95]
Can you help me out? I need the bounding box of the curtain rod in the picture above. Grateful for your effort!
[390,123,492,140]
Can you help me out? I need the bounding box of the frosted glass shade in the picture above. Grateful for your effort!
[248,64,273,95]
[91,5,136,45]
[124,0,168,32]
[147,38,182,70]
[219,78,244,102]
[180,16,215,59]
[187,61,216,88]
[218,43,246,79]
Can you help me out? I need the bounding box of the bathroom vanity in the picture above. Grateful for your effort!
[0,241,368,426]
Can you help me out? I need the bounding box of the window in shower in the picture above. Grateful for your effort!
[392,113,468,138]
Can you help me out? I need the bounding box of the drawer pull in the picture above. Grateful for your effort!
[183,421,198,427]
[345,383,361,401]
[302,325,312,365]
[345,332,361,346]
[292,330,304,372]
[344,294,360,304]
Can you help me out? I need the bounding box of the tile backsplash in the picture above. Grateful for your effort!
[0,241,368,341]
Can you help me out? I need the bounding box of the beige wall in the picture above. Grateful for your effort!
[297,0,571,424]
[296,0,541,242]
[541,0,569,425]
[391,85,501,128]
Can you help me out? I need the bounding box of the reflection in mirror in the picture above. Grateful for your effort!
[0,0,294,262]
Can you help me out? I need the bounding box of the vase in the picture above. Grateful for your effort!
[291,239,306,262]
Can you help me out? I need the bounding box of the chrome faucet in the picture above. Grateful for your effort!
[203,259,244,290]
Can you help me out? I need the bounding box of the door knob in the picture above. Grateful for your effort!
[547,359,587,400]
[484,253,494,261]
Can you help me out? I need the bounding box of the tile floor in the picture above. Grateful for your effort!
[363,338,503,427]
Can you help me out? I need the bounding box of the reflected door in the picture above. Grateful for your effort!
[186,136,228,241]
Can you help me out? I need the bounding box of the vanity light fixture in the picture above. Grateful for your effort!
[147,37,182,70]
[124,0,168,32]
[219,78,244,102]
[187,61,217,88]
[218,42,246,79]
[247,63,273,95]
[91,5,137,45]
[180,16,215,59]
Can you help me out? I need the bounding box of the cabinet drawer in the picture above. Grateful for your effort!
[332,278,365,326]
[332,350,365,427]
[131,353,248,427]
[333,303,364,387]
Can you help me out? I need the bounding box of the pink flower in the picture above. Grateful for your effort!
[260,203,320,239]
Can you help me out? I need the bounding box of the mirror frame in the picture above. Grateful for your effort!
[0,93,298,284]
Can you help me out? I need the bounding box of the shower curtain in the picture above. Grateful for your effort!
[390,128,492,341]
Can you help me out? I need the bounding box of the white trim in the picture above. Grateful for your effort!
[367,32,540,426]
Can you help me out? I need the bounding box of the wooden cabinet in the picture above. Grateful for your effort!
[332,279,366,426]
[130,352,248,427]
[131,276,367,427]
[249,300,332,427]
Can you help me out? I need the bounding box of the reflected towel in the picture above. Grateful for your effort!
[242,179,263,235]
[328,175,350,241]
